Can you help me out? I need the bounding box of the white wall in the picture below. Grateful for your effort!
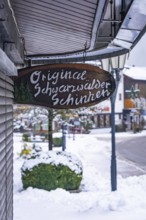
[115,71,124,124]
[115,71,124,112]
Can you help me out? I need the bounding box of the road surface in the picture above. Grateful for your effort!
[117,136,146,173]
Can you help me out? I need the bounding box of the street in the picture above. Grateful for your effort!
[117,136,146,171]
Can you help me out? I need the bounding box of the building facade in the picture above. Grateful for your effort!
[90,70,124,128]
[0,49,17,220]
[123,67,146,131]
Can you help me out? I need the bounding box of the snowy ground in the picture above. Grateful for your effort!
[14,130,146,220]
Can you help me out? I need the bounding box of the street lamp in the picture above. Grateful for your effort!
[101,54,127,191]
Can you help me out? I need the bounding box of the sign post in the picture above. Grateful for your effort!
[14,63,116,109]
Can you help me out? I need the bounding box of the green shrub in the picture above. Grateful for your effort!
[21,151,83,191]
[20,143,31,159]
[22,133,29,142]
[19,143,42,159]
[115,124,125,132]
[53,137,62,147]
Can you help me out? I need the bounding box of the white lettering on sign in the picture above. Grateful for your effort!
[30,69,112,107]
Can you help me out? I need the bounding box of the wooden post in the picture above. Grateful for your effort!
[48,109,53,150]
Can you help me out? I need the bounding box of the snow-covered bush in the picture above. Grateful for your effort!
[21,151,83,191]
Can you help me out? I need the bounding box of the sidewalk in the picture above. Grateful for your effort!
[90,128,146,138]
[117,156,146,178]
[90,128,146,178]
[90,128,111,134]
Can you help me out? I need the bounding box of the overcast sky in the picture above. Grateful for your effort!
[126,33,146,67]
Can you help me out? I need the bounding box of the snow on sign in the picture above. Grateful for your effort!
[14,63,116,109]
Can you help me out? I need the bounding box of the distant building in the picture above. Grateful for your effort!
[89,69,124,128]
[123,67,146,130]
[89,67,146,130]
[124,67,146,109]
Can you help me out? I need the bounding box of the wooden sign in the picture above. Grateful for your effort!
[14,63,116,109]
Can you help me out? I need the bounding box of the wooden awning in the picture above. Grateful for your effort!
[0,0,146,65]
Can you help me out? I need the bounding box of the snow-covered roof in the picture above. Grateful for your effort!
[123,67,146,80]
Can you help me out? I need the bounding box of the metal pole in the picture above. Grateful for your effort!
[62,124,66,151]
[48,109,53,151]
[73,126,75,141]
[110,95,117,191]
[110,69,120,191]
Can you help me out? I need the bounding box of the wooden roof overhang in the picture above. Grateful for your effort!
[0,0,146,66]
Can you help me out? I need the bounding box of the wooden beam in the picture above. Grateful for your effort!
[0,0,24,64]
